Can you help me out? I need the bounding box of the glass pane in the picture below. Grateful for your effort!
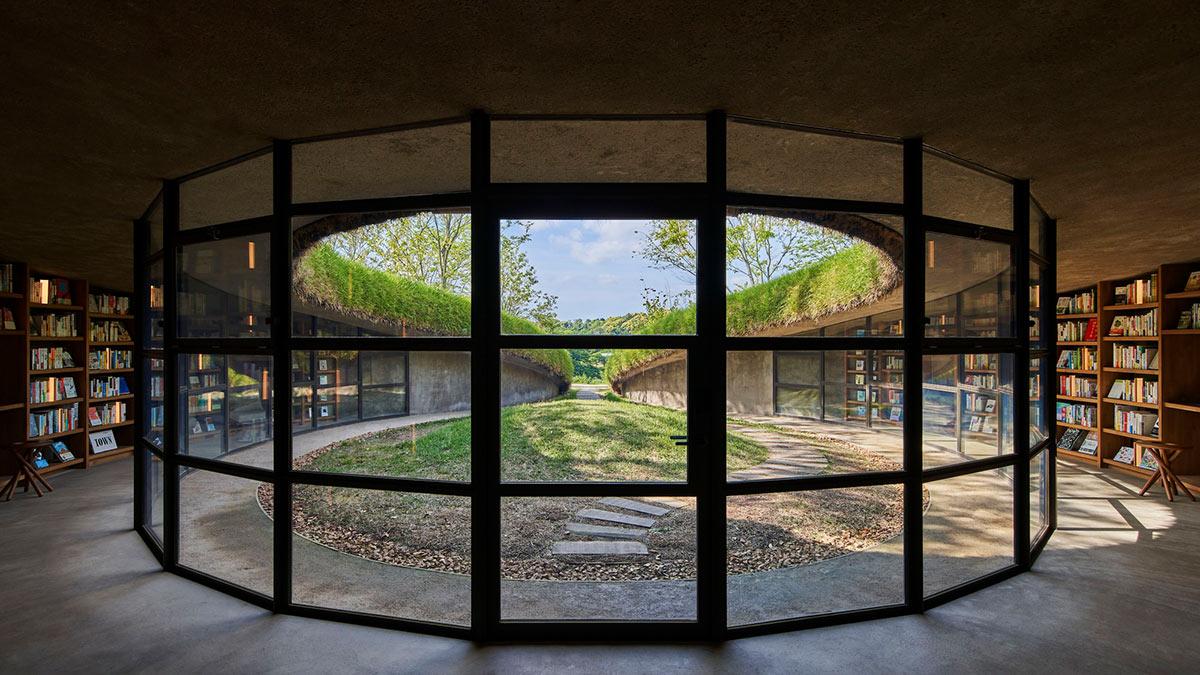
[504,349,689,482]
[178,234,271,338]
[293,351,468,481]
[1030,199,1047,255]
[1030,356,1048,447]
[179,152,272,230]
[499,496,696,621]
[727,487,905,625]
[1030,449,1049,545]
[178,467,272,595]
[1030,264,1045,347]
[923,354,1015,467]
[144,356,164,448]
[292,210,471,337]
[361,351,407,418]
[726,209,904,336]
[313,351,359,427]
[144,257,163,349]
[291,486,470,626]
[293,122,470,203]
[492,119,704,183]
[924,468,1014,595]
[178,354,273,468]
[925,232,1013,338]
[728,121,902,202]
[727,350,903,479]
[144,448,165,545]
[924,152,1013,230]
[148,198,163,255]
[502,218,696,335]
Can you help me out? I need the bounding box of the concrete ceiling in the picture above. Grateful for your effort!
[2,2,1200,292]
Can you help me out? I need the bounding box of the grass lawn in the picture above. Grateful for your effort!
[299,394,770,482]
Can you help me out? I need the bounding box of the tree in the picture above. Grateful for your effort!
[500,220,559,327]
[361,213,472,294]
[638,214,854,291]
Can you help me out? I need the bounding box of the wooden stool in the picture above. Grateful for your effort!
[1134,441,1195,503]
[2,442,55,501]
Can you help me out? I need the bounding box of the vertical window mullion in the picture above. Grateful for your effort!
[1013,180,1031,567]
[271,140,294,609]
[902,138,924,609]
[162,180,181,570]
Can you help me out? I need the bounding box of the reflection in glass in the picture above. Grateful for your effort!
[144,257,163,349]
[727,487,905,625]
[178,354,273,468]
[500,496,696,622]
[178,235,271,338]
[925,232,1012,338]
[924,469,1014,595]
[923,354,1015,467]
[144,356,164,448]
[292,487,470,626]
[178,468,272,595]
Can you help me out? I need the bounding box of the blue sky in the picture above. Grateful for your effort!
[513,219,695,320]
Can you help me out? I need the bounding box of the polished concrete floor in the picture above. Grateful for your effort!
[1,456,1197,673]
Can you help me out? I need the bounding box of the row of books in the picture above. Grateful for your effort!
[881,356,904,370]
[30,312,77,337]
[1114,274,1157,305]
[1056,348,1097,370]
[87,402,127,427]
[1057,428,1098,455]
[962,373,998,389]
[1177,303,1200,329]
[963,353,996,370]
[1112,407,1159,437]
[30,277,72,305]
[87,293,131,315]
[964,393,997,413]
[148,404,164,429]
[88,320,131,342]
[88,348,133,370]
[89,376,130,399]
[29,403,80,437]
[1056,291,1095,315]
[0,263,15,293]
[148,373,163,398]
[31,347,75,370]
[1108,378,1157,404]
[1058,375,1098,398]
[1056,402,1096,427]
[1111,345,1159,370]
[1057,318,1097,342]
[30,376,79,403]
[1108,310,1157,337]
[965,415,997,434]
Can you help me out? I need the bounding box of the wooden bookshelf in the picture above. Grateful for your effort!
[1055,261,1200,492]
[0,265,137,487]
[1053,284,1101,466]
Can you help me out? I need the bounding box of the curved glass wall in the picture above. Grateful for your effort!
[133,113,1056,641]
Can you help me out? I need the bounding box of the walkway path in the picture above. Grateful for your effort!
[726,422,830,480]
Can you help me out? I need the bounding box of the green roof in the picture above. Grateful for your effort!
[605,243,896,382]
[295,244,573,381]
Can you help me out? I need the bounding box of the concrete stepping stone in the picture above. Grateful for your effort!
[566,522,647,539]
[599,497,671,516]
[551,541,648,555]
[576,508,655,528]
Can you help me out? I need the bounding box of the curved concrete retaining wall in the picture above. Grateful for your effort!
[612,351,773,415]
[409,351,564,415]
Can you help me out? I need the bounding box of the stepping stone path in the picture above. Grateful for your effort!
[575,388,603,400]
[726,424,829,481]
[552,497,683,558]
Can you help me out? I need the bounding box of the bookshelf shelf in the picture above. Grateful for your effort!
[1162,328,1200,335]
[1057,448,1099,462]
[1058,394,1097,404]
[1102,397,1159,409]
[1057,368,1097,375]
[1164,290,1200,300]
[1105,367,1159,375]
[1057,341,1094,346]
[1055,312,1096,319]
[1,269,138,485]
[1104,428,1159,443]
[28,397,83,410]
[1165,401,1200,414]
[1101,335,1158,342]
[1057,421,1096,432]
[1104,303,1158,311]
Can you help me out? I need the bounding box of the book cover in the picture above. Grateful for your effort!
[1185,270,1200,291]
[1079,433,1099,455]
[88,430,118,453]
[50,440,75,462]
[1139,449,1159,471]
[87,407,101,426]
[1112,446,1135,464]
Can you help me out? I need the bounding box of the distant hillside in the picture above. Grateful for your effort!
[557,313,650,336]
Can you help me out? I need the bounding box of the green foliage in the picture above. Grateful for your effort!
[298,244,572,380]
[557,313,651,335]
[604,244,883,382]
[305,397,769,482]
[568,348,608,381]
[500,220,559,328]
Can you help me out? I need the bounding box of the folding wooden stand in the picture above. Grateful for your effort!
[1134,441,1195,502]
[2,442,55,501]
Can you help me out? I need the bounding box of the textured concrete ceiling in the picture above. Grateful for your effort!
[2,2,1200,292]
